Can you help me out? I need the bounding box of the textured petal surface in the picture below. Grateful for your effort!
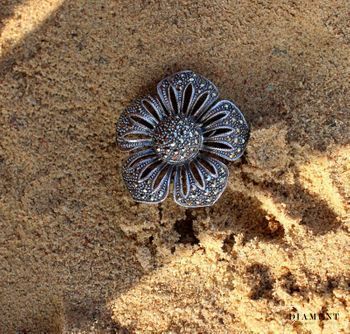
[157,70,219,119]
[173,157,228,208]
[116,96,165,151]
[122,149,172,203]
[201,100,249,161]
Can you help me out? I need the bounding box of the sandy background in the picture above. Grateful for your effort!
[0,0,349,333]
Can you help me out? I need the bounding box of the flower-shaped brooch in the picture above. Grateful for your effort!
[116,70,249,208]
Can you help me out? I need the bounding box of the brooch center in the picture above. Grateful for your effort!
[153,115,203,164]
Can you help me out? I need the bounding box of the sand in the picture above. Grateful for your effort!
[0,0,349,333]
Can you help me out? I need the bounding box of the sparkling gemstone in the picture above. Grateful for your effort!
[153,115,203,164]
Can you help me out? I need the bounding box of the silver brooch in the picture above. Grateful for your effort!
[116,70,249,208]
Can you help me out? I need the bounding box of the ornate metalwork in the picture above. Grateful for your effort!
[116,70,249,208]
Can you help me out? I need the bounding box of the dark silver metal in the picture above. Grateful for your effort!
[116,70,249,208]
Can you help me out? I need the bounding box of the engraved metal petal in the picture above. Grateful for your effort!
[201,100,249,161]
[116,96,165,151]
[157,70,219,119]
[173,156,228,208]
[122,149,173,204]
